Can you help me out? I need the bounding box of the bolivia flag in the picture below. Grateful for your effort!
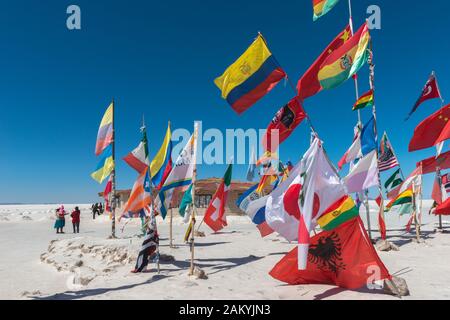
[318,23,371,90]
[313,0,340,21]
[386,189,413,211]
[317,196,359,231]
[214,34,286,115]
[204,164,233,232]
[353,90,374,111]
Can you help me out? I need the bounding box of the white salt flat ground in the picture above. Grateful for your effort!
[0,202,449,300]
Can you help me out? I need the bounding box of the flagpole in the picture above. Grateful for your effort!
[436,167,444,230]
[139,115,161,273]
[169,207,174,248]
[110,98,117,239]
[368,45,388,242]
[189,122,199,276]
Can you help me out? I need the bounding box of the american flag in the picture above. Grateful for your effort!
[442,173,450,193]
[378,132,400,172]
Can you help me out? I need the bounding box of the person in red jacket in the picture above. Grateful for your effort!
[71,207,81,234]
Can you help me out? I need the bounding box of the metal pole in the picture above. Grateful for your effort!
[111,99,117,239]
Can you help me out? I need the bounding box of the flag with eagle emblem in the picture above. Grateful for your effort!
[270,217,391,289]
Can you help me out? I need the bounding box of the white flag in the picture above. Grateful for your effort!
[344,150,379,193]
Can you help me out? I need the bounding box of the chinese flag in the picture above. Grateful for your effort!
[269,217,391,290]
[263,98,306,153]
[409,104,450,152]
[297,25,351,101]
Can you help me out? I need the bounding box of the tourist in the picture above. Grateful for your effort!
[54,205,67,234]
[71,206,81,233]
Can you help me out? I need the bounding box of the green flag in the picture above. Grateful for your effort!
[179,184,193,217]
[384,169,403,191]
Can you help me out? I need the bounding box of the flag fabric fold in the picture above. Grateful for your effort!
[124,127,150,173]
[313,0,340,21]
[343,150,379,193]
[214,34,286,115]
[353,90,374,111]
[120,168,152,220]
[406,72,442,120]
[417,150,450,174]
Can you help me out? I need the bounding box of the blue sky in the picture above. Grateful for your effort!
[0,0,448,203]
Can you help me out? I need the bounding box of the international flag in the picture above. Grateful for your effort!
[442,173,450,193]
[132,221,159,273]
[409,104,450,152]
[103,176,112,212]
[123,127,150,174]
[313,0,340,21]
[155,126,198,219]
[353,90,374,111]
[318,23,371,90]
[316,196,359,231]
[150,123,173,189]
[374,194,387,240]
[270,217,391,290]
[297,25,351,100]
[384,169,403,192]
[406,72,443,121]
[120,168,152,220]
[204,164,233,232]
[262,97,306,153]
[338,117,377,170]
[378,132,400,172]
[214,34,286,115]
[343,150,379,194]
[432,172,447,205]
[246,148,257,182]
[179,184,193,218]
[417,150,450,174]
[435,198,450,216]
[91,145,115,184]
[236,184,274,237]
[95,102,114,156]
[386,188,413,211]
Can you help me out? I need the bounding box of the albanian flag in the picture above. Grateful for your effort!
[406,72,442,121]
[263,98,306,153]
[409,104,450,152]
[270,217,391,290]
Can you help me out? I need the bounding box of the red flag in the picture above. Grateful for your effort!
[270,217,391,289]
[262,98,306,153]
[417,150,450,174]
[432,173,444,205]
[375,195,386,240]
[204,165,232,232]
[435,198,450,215]
[409,104,450,152]
[103,176,112,212]
[297,25,351,101]
[405,215,415,232]
[406,72,442,120]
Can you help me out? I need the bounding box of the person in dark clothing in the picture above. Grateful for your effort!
[98,203,103,215]
[71,206,81,233]
[92,203,99,219]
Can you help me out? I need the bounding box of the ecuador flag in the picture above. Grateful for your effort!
[313,0,340,21]
[214,34,286,115]
[318,23,370,90]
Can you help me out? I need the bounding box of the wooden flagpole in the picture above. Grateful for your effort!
[436,167,444,230]
[347,0,373,240]
[110,98,117,239]
[169,208,174,248]
[189,122,199,276]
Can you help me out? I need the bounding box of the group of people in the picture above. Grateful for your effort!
[53,205,81,234]
[91,203,104,219]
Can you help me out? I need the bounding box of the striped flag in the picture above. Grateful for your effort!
[95,102,114,156]
[123,127,150,174]
[119,168,151,221]
[91,145,115,184]
[132,219,159,273]
[378,132,400,172]
[442,173,450,193]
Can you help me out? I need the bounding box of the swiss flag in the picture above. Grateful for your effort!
[270,217,391,290]
[406,72,442,120]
